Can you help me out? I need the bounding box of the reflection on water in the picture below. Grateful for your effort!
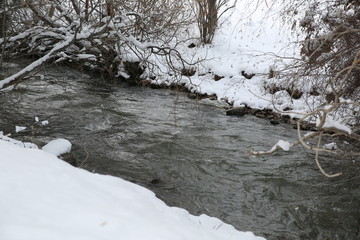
[1,66,360,240]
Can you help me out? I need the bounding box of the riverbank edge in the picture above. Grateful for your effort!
[0,59,316,132]
[140,80,317,131]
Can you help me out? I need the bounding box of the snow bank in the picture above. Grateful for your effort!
[0,140,265,240]
[153,0,318,116]
[0,131,38,149]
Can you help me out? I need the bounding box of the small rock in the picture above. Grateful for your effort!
[149,83,161,89]
[255,112,266,118]
[214,74,224,81]
[187,92,198,99]
[226,107,249,116]
[139,79,152,87]
[209,94,217,100]
[241,71,255,79]
[150,178,161,184]
[281,115,291,123]
[270,120,280,125]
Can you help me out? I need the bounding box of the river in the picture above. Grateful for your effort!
[1,65,359,240]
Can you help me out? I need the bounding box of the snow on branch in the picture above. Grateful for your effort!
[0,31,78,91]
[0,0,198,89]
[251,140,291,156]
[250,101,360,178]
[250,45,360,178]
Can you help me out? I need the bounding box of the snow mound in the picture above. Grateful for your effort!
[0,140,265,240]
[42,138,72,156]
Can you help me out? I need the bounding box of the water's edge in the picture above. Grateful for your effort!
[1,65,360,240]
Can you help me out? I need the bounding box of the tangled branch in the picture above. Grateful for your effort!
[250,52,360,178]
[0,0,198,90]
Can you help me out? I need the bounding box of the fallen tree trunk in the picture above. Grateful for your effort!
[0,33,76,91]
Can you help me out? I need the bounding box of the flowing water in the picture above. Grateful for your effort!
[1,65,360,240]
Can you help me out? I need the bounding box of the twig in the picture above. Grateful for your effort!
[314,132,342,177]
[78,143,89,168]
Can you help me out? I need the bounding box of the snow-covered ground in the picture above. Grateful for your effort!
[0,139,265,240]
[153,0,323,118]
[0,2,293,239]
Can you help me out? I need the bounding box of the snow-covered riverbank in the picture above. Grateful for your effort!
[1,1,358,239]
[0,139,265,240]
[148,0,356,135]
[151,0,315,118]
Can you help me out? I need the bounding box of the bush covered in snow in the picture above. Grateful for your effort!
[0,0,198,88]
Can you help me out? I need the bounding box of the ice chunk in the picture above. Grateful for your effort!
[15,126,26,133]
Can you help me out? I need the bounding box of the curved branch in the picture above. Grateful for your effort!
[314,132,342,177]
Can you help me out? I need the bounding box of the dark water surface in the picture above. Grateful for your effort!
[1,65,360,240]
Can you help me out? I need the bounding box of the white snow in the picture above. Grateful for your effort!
[75,53,97,61]
[323,142,337,150]
[42,138,72,156]
[1,1,356,238]
[0,36,74,89]
[316,115,352,134]
[151,0,316,117]
[0,140,265,240]
[15,126,26,133]
[272,140,291,152]
[0,132,38,149]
